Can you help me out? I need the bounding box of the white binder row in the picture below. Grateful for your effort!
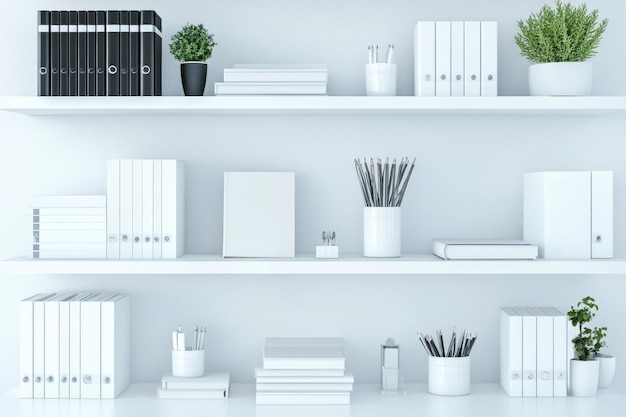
[20,293,130,399]
[414,21,497,97]
[500,307,568,397]
[107,159,185,259]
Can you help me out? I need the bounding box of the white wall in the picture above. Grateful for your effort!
[1,0,625,397]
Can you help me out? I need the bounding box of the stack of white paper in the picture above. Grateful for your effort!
[29,195,106,259]
[215,64,328,95]
[255,337,353,405]
[156,372,230,399]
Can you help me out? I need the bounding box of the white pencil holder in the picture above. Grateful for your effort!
[365,63,397,96]
[428,356,470,396]
[364,207,401,257]
[172,349,205,377]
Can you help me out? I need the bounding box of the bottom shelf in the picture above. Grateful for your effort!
[2,383,623,417]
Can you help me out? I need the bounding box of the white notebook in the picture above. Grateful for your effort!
[433,239,538,260]
[263,346,345,370]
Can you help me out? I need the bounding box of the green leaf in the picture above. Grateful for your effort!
[169,23,217,62]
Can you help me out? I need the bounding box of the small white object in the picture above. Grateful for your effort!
[529,62,592,96]
[414,21,435,96]
[364,207,401,257]
[316,246,338,258]
[172,349,205,377]
[365,63,397,96]
[500,308,523,397]
[428,356,470,396]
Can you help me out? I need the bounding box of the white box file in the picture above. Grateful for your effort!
[500,308,523,397]
[223,172,295,258]
[524,171,613,259]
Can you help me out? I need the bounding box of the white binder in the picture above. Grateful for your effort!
[450,21,464,97]
[142,160,154,259]
[515,307,537,397]
[44,293,70,398]
[480,21,498,97]
[80,293,112,398]
[106,160,120,258]
[435,21,451,97]
[591,171,613,258]
[33,294,51,398]
[464,21,481,97]
[545,307,568,397]
[132,160,143,259]
[530,307,553,397]
[59,293,76,398]
[414,21,435,96]
[20,293,54,398]
[162,160,185,259]
[101,294,130,398]
[500,307,523,397]
[69,293,91,399]
[153,160,163,259]
[119,159,133,259]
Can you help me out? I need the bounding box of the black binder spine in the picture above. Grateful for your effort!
[129,11,140,96]
[96,10,107,96]
[87,11,96,96]
[37,11,50,96]
[140,10,156,96]
[68,11,78,96]
[106,10,120,96]
[119,11,130,96]
[59,11,69,96]
[154,12,162,96]
[49,11,60,96]
[77,11,87,96]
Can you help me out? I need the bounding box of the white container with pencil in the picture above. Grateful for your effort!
[355,157,415,257]
[171,326,206,377]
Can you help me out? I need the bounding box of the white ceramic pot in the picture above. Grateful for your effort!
[428,356,470,396]
[596,354,616,389]
[363,207,401,257]
[569,358,599,397]
[529,62,592,96]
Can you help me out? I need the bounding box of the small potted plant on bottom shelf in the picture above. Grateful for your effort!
[567,296,600,397]
[169,23,217,96]
[591,326,616,389]
[515,1,608,96]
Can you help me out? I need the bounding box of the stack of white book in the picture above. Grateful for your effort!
[29,195,107,259]
[156,372,230,399]
[215,65,328,95]
[255,337,354,405]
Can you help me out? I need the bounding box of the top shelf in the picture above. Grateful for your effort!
[1,96,626,116]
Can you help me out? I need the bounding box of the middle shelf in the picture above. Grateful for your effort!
[1,254,625,275]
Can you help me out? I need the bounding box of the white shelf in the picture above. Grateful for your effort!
[1,96,626,116]
[1,383,624,417]
[1,254,625,275]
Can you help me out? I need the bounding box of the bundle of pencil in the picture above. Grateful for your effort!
[417,328,477,357]
[354,157,415,207]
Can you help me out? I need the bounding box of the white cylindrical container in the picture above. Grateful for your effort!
[570,358,599,397]
[363,207,401,257]
[428,356,470,396]
[172,349,205,377]
[596,354,616,390]
[365,63,397,96]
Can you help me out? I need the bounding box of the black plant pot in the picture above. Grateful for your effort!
[181,62,207,96]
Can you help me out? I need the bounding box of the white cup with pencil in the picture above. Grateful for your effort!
[171,326,207,377]
[365,44,397,96]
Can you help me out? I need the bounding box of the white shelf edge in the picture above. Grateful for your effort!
[1,96,626,116]
[1,254,625,275]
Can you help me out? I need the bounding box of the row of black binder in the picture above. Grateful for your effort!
[37,10,162,97]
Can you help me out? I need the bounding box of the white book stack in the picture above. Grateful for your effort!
[255,337,353,405]
[29,195,107,259]
[156,372,230,399]
[215,64,328,95]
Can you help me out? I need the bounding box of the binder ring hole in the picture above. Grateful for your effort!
[47,376,54,383]
[35,377,41,383]
[425,74,431,81]
[134,236,140,243]
[72,377,78,383]
[440,74,446,81]
[455,74,461,81]
[596,235,602,243]
[104,377,111,384]
[83,375,92,384]
[22,376,29,383]
[471,75,477,81]
[164,236,170,242]
[61,376,68,383]
[145,237,150,242]
[108,65,118,75]
[39,67,48,75]
[142,65,151,75]
[488,74,494,81]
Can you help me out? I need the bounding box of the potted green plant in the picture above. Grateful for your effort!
[567,296,600,397]
[515,1,608,96]
[169,23,217,96]
[591,326,616,389]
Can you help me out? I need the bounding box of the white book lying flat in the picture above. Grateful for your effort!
[433,239,538,260]
[32,230,106,244]
[33,223,105,231]
[30,195,106,208]
[254,368,345,378]
[263,346,345,370]
[256,391,350,405]
[161,372,230,391]
[265,337,344,348]
[31,208,107,216]
[224,68,328,83]
[256,383,353,392]
[215,82,327,95]
[256,372,354,384]
[233,64,328,69]
[33,215,107,223]
[156,387,228,399]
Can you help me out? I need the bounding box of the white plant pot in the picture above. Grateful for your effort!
[569,358,599,397]
[363,207,401,257]
[596,354,616,389]
[529,62,592,96]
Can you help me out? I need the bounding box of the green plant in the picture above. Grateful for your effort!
[591,326,607,355]
[169,23,217,62]
[567,296,598,360]
[515,1,608,63]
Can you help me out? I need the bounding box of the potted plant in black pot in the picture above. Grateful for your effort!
[567,296,600,397]
[169,23,217,96]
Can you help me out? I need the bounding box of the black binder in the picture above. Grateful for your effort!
[87,11,96,96]
[106,10,120,96]
[38,11,50,96]
[68,11,78,96]
[119,11,130,96]
[77,11,87,96]
[129,11,140,96]
[59,11,69,96]
[49,11,60,96]
[140,10,162,96]
[96,10,107,96]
